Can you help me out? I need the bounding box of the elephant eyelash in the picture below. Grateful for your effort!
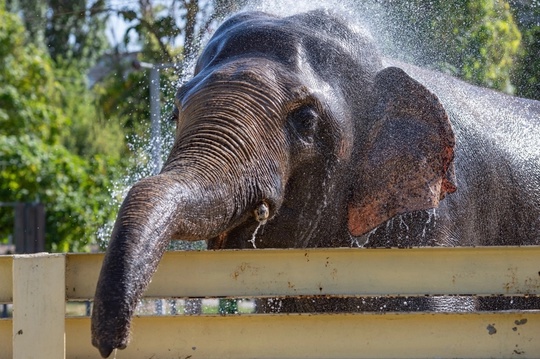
[168,106,180,122]
[287,105,320,145]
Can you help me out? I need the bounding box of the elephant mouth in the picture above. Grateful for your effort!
[208,201,271,249]
[207,220,258,249]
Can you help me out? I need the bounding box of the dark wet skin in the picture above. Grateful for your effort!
[91,10,540,357]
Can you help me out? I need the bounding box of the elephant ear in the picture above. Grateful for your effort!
[348,67,457,236]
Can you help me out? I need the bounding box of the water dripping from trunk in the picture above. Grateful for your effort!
[249,221,265,249]
[349,208,441,248]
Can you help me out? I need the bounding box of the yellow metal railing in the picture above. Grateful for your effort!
[1,247,540,358]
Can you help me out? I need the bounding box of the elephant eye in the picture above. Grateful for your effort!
[289,106,318,139]
[168,106,180,123]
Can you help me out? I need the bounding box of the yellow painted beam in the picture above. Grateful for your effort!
[65,253,101,301]
[12,254,65,359]
[66,246,540,300]
[66,312,540,359]
[0,256,12,303]
[0,319,11,359]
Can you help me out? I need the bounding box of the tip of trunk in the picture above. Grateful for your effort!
[91,327,127,358]
[92,339,127,359]
[91,290,131,358]
[95,344,113,358]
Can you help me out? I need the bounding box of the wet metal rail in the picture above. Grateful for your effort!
[0,247,539,358]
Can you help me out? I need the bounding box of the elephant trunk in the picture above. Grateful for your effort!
[92,64,291,357]
[91,174,237,358]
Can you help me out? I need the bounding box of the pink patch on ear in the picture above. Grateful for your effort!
[347,175,447,237]
[441,178,457,199]
[440,145,457,199]
[347,202,381,237]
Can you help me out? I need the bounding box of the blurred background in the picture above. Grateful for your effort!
[0,0,538,253]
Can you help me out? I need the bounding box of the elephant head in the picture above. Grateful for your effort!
[91,10,456,357]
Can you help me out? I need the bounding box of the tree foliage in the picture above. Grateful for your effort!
[0,7,65,144]
[511,0,540,100]
[364,0,522,93]
[57,64,125,160]
[114,0,245,63]
[0,136,118,252]
[445,0,521,92]
[6,0,110,71]
[95,0,247,143]
[0,3,121,252]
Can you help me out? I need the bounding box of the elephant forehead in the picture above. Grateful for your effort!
[204,60,283,86]
[178,59,302,112]
[180,77,285,113]
[199,21,301,70]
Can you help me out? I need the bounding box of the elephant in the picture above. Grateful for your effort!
[91,9,540,358]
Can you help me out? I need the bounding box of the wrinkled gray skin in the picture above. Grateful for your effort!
[92,10,540,357]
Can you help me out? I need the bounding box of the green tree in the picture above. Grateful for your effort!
[362,0,522,93]
[115,0,241,63]
[0,137,118,252]
[57,63,126,161]
[95,0,212,146]
[0,1,65,144]
[0,3,121,252]
[6,0,109,71]
[46,0,110,71]
[5,0,47,44]
[95,0,243,145]
[447,0,521,92]
[510,0,540,100]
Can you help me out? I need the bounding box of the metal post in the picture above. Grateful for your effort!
[149,67,162,175]
[133,61,181,176]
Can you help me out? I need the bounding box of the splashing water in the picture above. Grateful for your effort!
[399,216,410,232]
[349,207,442,248]
[350,233,362,248]
[351,226,378,248]
[95,60,197,250]
[422,208,438,238]
[247,0,356,18]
